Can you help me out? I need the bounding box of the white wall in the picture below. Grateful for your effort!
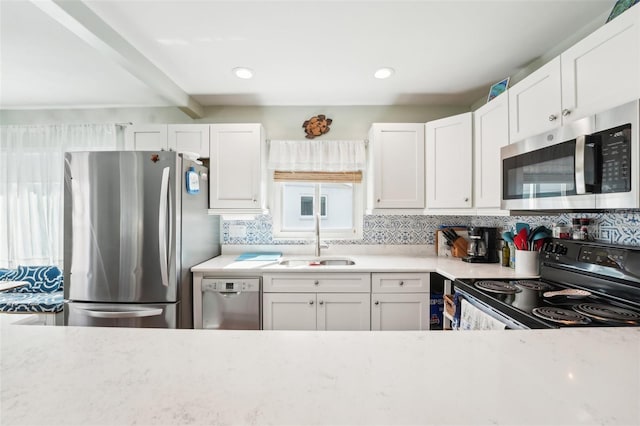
[0,105,468,140]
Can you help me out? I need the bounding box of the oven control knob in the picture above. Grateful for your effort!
[553,244,563,254]
[561,246,568,255]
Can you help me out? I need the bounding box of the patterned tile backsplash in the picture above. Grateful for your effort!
[222,211,640,247]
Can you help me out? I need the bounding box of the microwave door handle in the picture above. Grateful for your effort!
[575,135,588,195]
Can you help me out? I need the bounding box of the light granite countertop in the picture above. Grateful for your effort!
[191,253,539,280]
[1,322,638,425]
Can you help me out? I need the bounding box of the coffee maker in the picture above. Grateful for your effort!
[462,226,500,263]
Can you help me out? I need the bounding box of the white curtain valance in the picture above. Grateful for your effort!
[268,139,366,172]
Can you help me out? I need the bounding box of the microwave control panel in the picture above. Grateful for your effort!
[597,123,631,193]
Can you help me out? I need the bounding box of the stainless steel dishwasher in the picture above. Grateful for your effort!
[199,278,261,330]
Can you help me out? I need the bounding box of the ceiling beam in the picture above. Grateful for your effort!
[31,0,204,118]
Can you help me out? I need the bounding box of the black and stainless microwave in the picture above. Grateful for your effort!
[501,100,639,210]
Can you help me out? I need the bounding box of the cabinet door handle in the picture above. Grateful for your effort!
[562,109,571,117]
[548,114,557,121]
[464,197,469,202]
[309,300,314,305]
[374,301,380,305]
[252,197,257,203]
[314,280,319,286]
[377,198,381,203]
[399,281,404,286]
[319,300,324,305]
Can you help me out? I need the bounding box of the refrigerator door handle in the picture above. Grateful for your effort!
[75,307,164,319]
[158,166,171,288]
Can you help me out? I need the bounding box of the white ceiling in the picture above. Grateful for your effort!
[0,0,616,112]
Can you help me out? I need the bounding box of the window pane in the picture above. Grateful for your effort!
[281,182,354,232]
[319,183,352,230]
[282,183,315,231]
[300,196,314,216]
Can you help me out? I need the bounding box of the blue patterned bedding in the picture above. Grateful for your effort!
[0,292,63,313]
[0,266,64,313]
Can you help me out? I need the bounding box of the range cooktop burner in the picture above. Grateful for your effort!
[475,280,520,294]
[513,280,552,292]
[573,303,640,325]
[531,307,591,325]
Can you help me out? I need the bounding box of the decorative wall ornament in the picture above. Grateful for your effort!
[487,77,510,102]
[302,114,332,139]
[606,0,639,23]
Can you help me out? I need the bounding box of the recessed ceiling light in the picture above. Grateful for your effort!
[233,67,254,79]
[374,67,395,79]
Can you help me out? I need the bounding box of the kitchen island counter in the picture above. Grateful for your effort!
[2,322,638,425]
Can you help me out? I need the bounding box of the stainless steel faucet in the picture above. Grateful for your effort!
[315,213,322,257]
[314,213,328,257]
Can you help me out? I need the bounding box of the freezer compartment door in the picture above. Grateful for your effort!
[64,151,178,303]
[65,302,177,328]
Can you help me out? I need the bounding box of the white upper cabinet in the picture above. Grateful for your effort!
[124,124,168,151]
[510,7,640,143]
[369,123,425,210]
[508,57,562,143]
[209,123,264,211]
[168,124,210,158]
[425,112,473,209]
[125,124,210,158]
[474,94,510,211]
[561,5,640,122]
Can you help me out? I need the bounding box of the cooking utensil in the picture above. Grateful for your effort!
[515,228,529,250]
[515,222,530,236]
[441,228,468,258]
[543,289,592,299]
[441,229,456,244]
[502,231,514,243]
[527,226,550,250]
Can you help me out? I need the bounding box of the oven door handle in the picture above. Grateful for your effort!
[575,135,589,195]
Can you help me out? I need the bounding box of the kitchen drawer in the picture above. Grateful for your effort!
[263,273,371,293]
[372,273,430,293]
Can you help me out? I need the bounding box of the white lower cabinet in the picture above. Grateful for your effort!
[371,293,430,331]
[262,273,371,331]
[371,273,430,331]
[263,293,317,330]
[263,292,370,331]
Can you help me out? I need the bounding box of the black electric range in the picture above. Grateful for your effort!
[453,239,640,329]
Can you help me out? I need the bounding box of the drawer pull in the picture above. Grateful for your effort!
[309,300,314,305]
[319,300,324,305]
[399,281,404,286]
[314,280,319,286]
[374,301,379,305]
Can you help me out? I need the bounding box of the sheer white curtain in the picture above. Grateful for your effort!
[0,124,122,268]
[268,140,366,171]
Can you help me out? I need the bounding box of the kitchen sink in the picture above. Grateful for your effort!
[317,259,355,265]
[277,258,356,267]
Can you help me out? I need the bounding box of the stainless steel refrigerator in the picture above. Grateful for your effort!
[63,151,220,328]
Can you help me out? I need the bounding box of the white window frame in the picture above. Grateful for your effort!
[271,180,364,240]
